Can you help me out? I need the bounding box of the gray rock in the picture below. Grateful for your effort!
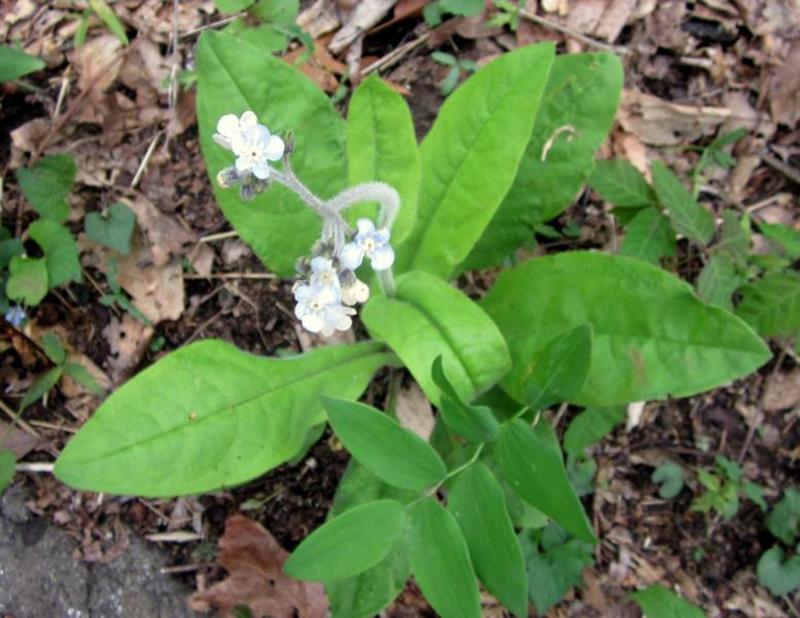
[0,484,196,618]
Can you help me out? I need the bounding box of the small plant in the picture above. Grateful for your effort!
[423,0,484,26]
[758,488,800,596]
[431,51,480,96]
[690,455,765,520]
[47,33,778,617]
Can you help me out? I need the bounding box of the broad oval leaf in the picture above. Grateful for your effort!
[409,498,481,618]
[196,31,347,277]
[54,340,390,496]
[6,256,48,306]
[758,547,800,597]
[696,254,741,311]
[521,323,592,410]
[482,252,771,406]
[285,500,407,581]
[736,272,800,337]
[15,154,76,223]
[496,419,595,543]
[347,75,419,243]
[563,406,626,455]
[651,161,715,246]
[396,43,555,278]
[449,463,528,617]
[432,356,500,443]
[362,270,510,405]
[620,207,676,265]
[323,397,446,491]
[462,52,623,271]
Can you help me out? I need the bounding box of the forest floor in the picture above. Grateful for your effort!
[1,0,799,616]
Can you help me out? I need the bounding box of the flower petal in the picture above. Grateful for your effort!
[212,133,232,150]
[340,243,365,270]
[356,218,376,237]
[239,111,258,129]
[252,161,271,179]
[235,156,250,172]
[370,245,395,270]
[301,313,325,333]
[217,114,240,137]
[310,257,333,273]
[264,134,285,161]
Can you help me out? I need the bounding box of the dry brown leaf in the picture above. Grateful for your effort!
[120,195,195,266]
[298,0,342,39]
[329,0,398,54]
[594,0,638,43]
[117,236,185,324]
[619,89,731,146]
[395,380,435,440]
[70,34,124,101]
[102,314,154,384]
[9,117,49,167]
[764,369,800,412]
[0,421,40,459]
[767,40,800,128]
[189,514,328,618]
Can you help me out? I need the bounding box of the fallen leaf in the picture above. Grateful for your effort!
[119,195,195,266]
[767,41,800,128]
[329,0,398,54]
[69,34,124,122]
[298,0,342,39]
[764,369,800,412]
[0,421,40,458]
[102,314,154,383]
[395,379,435,440]
[189,514,328,618]
[593,0,638,43]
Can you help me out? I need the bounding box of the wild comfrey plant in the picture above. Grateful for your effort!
[54,33,776,618]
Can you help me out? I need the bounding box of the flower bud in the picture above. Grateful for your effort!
[339,270,370,306]
[216,166,240,188]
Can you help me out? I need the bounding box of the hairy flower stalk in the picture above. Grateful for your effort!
[213,111,400,335]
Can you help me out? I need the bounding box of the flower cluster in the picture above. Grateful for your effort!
[213,111,285,200]
[214,111,397,337]
[292,220,394,336]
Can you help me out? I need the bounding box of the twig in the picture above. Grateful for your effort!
[183,272,276,280]
[762,150,800,186]
[362,32,431,75]
[0,398,40,438]
[179,14,243,39]
[16,462,54,473]
[160,563,213,575]
[198,230,239,243]
[29,420,77,433]
[520,9,629,55]
[130,130,163,188]
[165,0,180,151]
[52,68,71,119]
[145,531,203,543]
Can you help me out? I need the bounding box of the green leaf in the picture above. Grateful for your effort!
[463,52,622,271]
[482,252,771,406]
[88,0,129,44]
[27,220,82,288]
[6,256,48,306]
[326,462,414,618]
[449,463,528,616]
[362,271,510,405]
[696,255,741,311]
[736,272,800,337]
[346,75,419,244]
[758,547,800,597]
[519,528,593,615]
[0,45,45,82]
[496,419,595,543]
[714,210,750,264]
[54,340,389,496]
[20,367,63,411]
[64,362,105,396]
[651,161,715,246]
[251,0,299,24]
[767,488,800,545]
[214,0,255,11]
[85,202,136,255]
[620,207,676,265]
[520,323,592,410]
[196,31,347,277]
[744,481,767,511]
[439,0,484,16]
[409,497,481,618]
[431,51,457,66]
[285,500,407,581]
[0,235,24,270]
[396,43,555,278]
[323,397,446,491]
[0,450,16,493]
[760,222,800,260]
[41,332,66,365]
[15,154,76,223]
[563,406,625,455]
[431,356,500,443]
[631,585,706,618]
[589,158,656,208]
[651,461,685,499]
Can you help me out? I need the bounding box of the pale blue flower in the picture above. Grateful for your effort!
[340,218,394,271]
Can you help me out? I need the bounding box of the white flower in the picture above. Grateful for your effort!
[341,276,370,306]
[231,124,285,180]
[340,218,394,271]
[213,111,257,150]
[294,283,355,336]
[213,111,285,180]
[308,257,340,290]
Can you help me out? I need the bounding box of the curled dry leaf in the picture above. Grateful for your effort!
[619,89,731,146]
[102,314,154,384]
[189,514,328,618]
